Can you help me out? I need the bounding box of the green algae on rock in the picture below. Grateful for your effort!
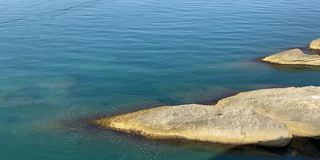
[262,48,320,66]
[95,86,320,147]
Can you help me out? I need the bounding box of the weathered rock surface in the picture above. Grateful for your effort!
[216,87,320,138]
[95,86,320,147]
[310,39,320,50]
[262,49,320,65]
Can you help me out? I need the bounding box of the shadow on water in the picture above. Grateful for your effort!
[210,138,320,160]
[265,63,320,72]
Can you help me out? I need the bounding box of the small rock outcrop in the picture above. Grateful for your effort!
[262,49,320,65]
[310,39,320,50]
[95,86,320,147]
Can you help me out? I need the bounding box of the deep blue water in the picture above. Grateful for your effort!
[1,0,320,159]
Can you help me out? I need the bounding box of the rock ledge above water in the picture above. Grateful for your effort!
[95,86,320,147]
[262,48,320,66]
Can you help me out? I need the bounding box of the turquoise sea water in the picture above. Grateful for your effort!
[1,0,320,159]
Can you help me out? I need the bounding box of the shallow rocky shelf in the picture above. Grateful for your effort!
[95,86,320,147]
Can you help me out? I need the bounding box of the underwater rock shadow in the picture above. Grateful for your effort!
[264,62,320,72]
[208,137,320,160]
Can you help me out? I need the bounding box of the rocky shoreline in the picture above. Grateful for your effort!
[95,86,320,147]
[93,39,320,149]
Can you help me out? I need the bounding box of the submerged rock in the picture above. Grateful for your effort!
[95,86,320,147]
[310,39,320,50]
[262,49,320,65]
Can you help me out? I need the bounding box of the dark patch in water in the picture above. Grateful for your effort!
[4,116,22,124]
[198,90,239,105]
[59,115,103,133]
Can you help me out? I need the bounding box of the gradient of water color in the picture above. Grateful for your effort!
[0,0,320,159]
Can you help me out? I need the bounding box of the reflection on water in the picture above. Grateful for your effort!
[1,0,320,159]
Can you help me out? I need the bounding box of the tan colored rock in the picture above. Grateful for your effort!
[96,104,291,147]
[216,86,320,138]
[309,39,320,50]
[262,49,320,65]
[95,86,320,147]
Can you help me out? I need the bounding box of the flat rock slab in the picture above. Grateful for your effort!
[262,49,320,66]
[216,86,320,138]
[95,86,320,147]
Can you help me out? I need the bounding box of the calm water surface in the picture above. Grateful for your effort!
[1,0,320,159]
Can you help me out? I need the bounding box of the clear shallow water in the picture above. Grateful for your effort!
[1,0,320,159]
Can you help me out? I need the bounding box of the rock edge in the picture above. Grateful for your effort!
[262,48,320,66]
[95,86,320,147]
